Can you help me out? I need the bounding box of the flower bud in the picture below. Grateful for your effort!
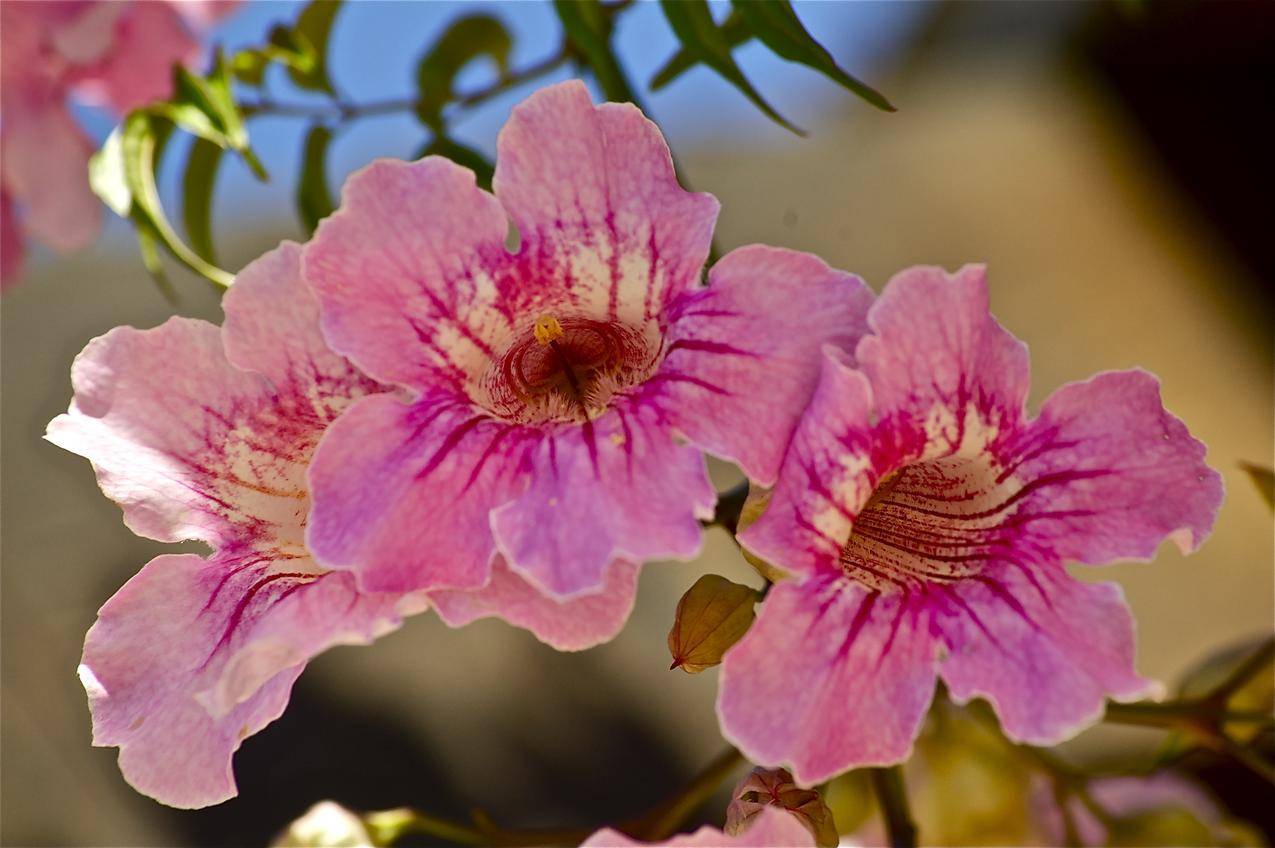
[735,485,789,583]
[272,801,373,848]
[725,767,839,848]
[667,574,759,673]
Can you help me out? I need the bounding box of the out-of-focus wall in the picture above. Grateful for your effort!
[2,7,1270,847]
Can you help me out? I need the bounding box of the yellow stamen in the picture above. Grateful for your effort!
[533,314,564,346]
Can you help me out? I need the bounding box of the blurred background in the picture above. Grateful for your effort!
[2,1,1272,845]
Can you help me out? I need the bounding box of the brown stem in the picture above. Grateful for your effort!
[869,766,917,848]
[628,747,746,841]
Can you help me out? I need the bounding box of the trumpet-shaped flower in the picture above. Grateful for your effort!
[303,80,872,601]
[47,243,633,809]
[0,0,232,287]
[718,265,1223,784]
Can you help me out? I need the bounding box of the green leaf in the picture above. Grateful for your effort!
[414,14,512,129]
[553,0,638,104]
[88,127,131,217]
[730,0,894,112]
[419,135,494,191]
[182,137,224,264]
[296,125,335,234]
[650,9,751,91]
[1240,461,1274,511]
[163,53,268,181]
[121,113,235,288]
[136,221,178,302]
[659,0,801,134]
[289,0,342,94]
[229,47,270,86]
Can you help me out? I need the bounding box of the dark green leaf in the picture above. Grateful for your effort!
[419,135,495,192]
[229,48,269,86]
[297,125,335,234]
[650,9,751,91]
[659,0,801,134]
[290,0,342,94]
[553,0,638,104]
[415,14,512,129]
[182,137,224,264]
[731,0,894,112]
[136,221,178,302]
[164,53,267,180]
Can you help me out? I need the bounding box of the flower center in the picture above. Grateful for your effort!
[841,452,1015,593]
[475,313,662,424]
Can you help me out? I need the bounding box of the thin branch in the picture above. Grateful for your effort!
[241,45,571,122]
[704,480,749,536]
[629,747,746,841]
[869,766,917,848]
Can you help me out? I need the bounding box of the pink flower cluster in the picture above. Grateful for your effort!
[49,79,1221,815]
[0,0,233,287]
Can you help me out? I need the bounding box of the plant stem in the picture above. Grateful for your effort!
[705,480,749,536]
[869,766,917,848]
[242,46,571,122]
[1103,701,1272,729]
[633,746,746,841]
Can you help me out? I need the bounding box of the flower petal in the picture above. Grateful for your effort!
[80,552,424,808]
[306,393,528,592]
[1011,369,1223,564]
[431,559,638,651]
[490,409,713,599]
[494,79,718,324]
[856,264,1029,442]
[46,319,283,545]
[303,156,512,393]
[659,245,874,485]
[582,806,816,847]
[739,349,880,578]
[0,103,99,253]
[937,561,1154,745]
[717,577,939,784]
[223,241,377,394]
[73,1,198,113]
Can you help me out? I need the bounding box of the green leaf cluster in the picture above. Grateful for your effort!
[652,0,894,134]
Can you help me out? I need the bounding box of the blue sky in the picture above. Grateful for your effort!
[85,1,928,244]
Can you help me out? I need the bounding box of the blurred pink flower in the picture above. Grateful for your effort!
[303,79,874,603]
[1031,772,1239,845]
[0,0,234,288]
[718,265,1223,784]
[47,242,634,808]
[582,806,817,848]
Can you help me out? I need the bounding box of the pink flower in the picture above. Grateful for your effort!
[46,242,633,808]
[582,806,817,848]
[0,0,233,288]
[717,265,1223,784]
[303,80,873,602]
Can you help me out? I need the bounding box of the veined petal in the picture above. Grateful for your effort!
[660,245,874,486]
[582,806,816,848]
[304,156,512,393]
[717,577,939,785]
[431,559,638,651]
[739,349,883,579]
[45,319,296,546]
[1010,369,1223,564]
[306,393,530,592]
[80,552,424,808]
[491,408,713,599]
[855,264,1029,451]
[223,241,379,396]
[937,561,1154,745]
[494,79,718,325]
